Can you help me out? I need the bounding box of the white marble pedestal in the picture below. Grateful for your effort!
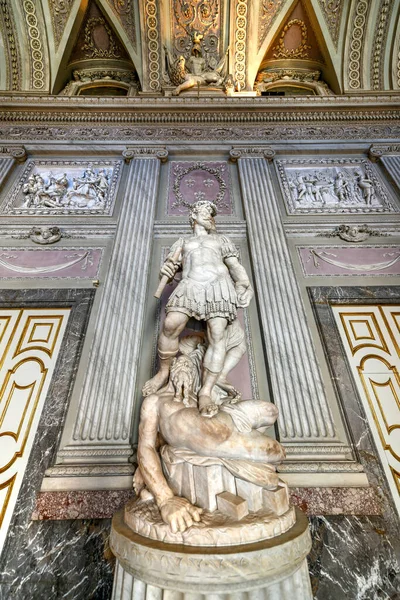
[110,508,313,599]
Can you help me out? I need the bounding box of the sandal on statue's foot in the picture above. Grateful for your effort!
[199,403,219,418]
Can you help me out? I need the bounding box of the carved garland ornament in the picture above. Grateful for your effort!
[82,17,121,58]
[348,0,370,89]
[234,0,248,89]
[145,0,161,91]
[272,19,311,59]
[23,0,45,90]
[0,1,21,91]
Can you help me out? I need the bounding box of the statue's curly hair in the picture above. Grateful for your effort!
[189,200,217,229]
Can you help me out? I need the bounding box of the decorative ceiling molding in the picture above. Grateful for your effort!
[138,0,162,92]
[69,1,130,63]
[346,0,371,90]
[258,0,285,52]
[316,0,344,49]
[21,0,49,91]
[171,0,222,65]
[105,0,137,52]
[394,16,400,89]
[0,0,22,90]
[48,0,75,50]
[370,0,394,90]
[0,1,399,93]
[233,0,248,90]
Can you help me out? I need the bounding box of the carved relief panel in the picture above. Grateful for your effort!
[298,245,400,277]
[0,248,103,279]
[276,158,396,214]
[2,160,122,215]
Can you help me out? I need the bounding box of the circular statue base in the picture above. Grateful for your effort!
[110,508,313,598]
[124,497,296,546]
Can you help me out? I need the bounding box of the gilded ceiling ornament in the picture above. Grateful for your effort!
[258,0,284,51]
[107,0,136,50]
[347,0,370,89]
[233,0,248,89]
[49,0,74,48]
[173,0,219,37]
[82,16,121,58]
[317,0,343,48]
[0,0,22,90]
[171,0,221,70]
[144,0,161,91]
[23,0,46,90]
[371,0,393,90]
[272,19,311,59]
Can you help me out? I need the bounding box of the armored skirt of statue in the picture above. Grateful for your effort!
[166,235,239,323]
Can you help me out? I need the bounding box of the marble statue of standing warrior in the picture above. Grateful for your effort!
[142,200,254,416]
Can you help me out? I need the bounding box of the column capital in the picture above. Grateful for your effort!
[368,144,400,162]
[229,146,275,163]
[122,146,168,164]
[0,145,27,163]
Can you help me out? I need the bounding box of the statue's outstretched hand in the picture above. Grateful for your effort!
[236,281,254,307]
[160,497,202,533]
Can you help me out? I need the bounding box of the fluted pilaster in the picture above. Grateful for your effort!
[380,155,400,188]
[57,155,162,467]
[237,157,338,443]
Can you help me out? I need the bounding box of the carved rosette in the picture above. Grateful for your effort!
[0,0,22,90]
[347,0,371,89]
[23,0,46,90]
[144,0,161,91]
[234,0,248,90]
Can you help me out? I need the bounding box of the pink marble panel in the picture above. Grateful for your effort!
[0,248,102,278]
[298,246,400,277]
[167,161,233,216]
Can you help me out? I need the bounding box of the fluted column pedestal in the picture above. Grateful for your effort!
[110,508,313,600]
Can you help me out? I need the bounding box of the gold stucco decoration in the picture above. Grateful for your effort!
[272,19,311,59]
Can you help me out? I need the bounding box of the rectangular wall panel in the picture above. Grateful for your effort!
[0,308,70,554]
[333,305,400,515]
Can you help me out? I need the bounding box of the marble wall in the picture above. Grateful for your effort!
[0,143,400,599]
